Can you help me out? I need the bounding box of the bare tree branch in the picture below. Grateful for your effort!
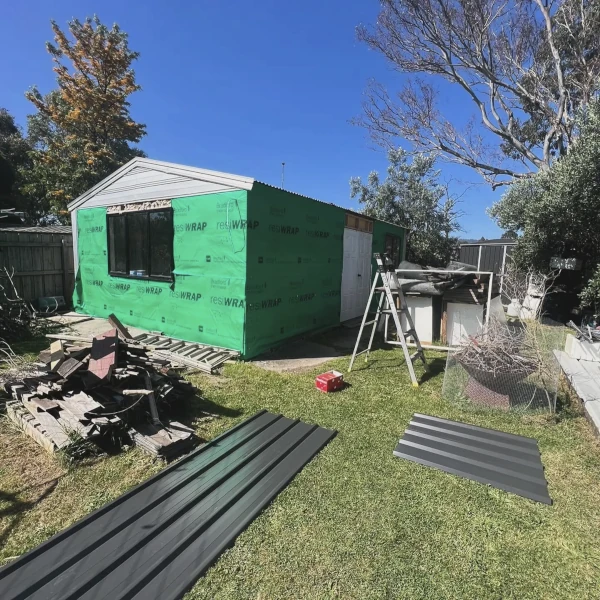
[357,0,600,186]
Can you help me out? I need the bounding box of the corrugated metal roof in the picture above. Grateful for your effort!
[257,181,409,230]
[0,410,336,600]
[0,225,72,234]
[393,413,551,504]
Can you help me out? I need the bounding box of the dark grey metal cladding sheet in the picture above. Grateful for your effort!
[394,413,551,505]
[0,411,337,600]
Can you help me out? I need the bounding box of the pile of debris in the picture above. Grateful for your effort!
[396,260,500,304]
[448,320,558,412]
[567,320,600,343]
[4,327,198,460]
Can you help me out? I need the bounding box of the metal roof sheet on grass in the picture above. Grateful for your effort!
[0,410,336,600]
[393,413,551,505]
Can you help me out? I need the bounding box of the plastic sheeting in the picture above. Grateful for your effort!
[74,191,248,352]
[244,184,345,357]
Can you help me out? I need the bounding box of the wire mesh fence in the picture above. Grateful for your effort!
[442,320,567,413]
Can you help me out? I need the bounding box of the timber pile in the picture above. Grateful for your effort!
[4,328,198,459]
[442,273,500,305]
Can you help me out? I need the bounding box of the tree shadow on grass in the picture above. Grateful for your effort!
[0,476,61,552]
[169,393,242,431]
[350,357,446,384]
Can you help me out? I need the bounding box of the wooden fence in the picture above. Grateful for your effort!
[0,227,75,305]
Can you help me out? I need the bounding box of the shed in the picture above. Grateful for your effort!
[68,158,407,358]
[0,225,74,305]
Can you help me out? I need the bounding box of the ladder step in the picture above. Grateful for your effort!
[410,350,423,362]
[404,329,416,338]
[354,349,369,357]
[381,307,409,315]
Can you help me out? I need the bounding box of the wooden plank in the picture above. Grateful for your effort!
[57,411,94,438]
[47,333,93,342]
[108,314,133,339]
[31,398,60,411]
[28,405,70,448]
[57,357,84,378]
[6,402,56,453]
[59,392,103,417]
[50,341,65,371]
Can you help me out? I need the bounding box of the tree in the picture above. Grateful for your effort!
[23,16,146,217]
[489,99,600,307]
[357,0,600,187]
[0,108,31,213]
[351,148,460,265]
[501,230,518,240]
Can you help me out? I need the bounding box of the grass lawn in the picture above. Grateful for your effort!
[2,341,600,599]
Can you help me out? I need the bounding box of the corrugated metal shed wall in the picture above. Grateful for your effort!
[480,245,505,273]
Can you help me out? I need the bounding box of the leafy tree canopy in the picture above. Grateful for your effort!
[0,108,32,213]
[489,100,600,307]
[351,148,461,265]
[22,16,146,218]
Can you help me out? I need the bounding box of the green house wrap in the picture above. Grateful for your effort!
[71,158,406,359]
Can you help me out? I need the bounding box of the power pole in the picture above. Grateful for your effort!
[281,162,285,188]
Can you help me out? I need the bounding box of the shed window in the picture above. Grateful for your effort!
[385,234,402,267]
[107,209,174,280]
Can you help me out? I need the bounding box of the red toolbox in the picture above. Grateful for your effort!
[315,370,344,393]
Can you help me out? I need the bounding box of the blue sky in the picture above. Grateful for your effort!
[2,0,504,238]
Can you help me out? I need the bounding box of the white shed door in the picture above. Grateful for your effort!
[340,228,373,322]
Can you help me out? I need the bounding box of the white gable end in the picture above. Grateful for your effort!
[68,158,255,211]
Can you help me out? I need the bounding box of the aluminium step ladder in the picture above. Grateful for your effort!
[349,253,429,386]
